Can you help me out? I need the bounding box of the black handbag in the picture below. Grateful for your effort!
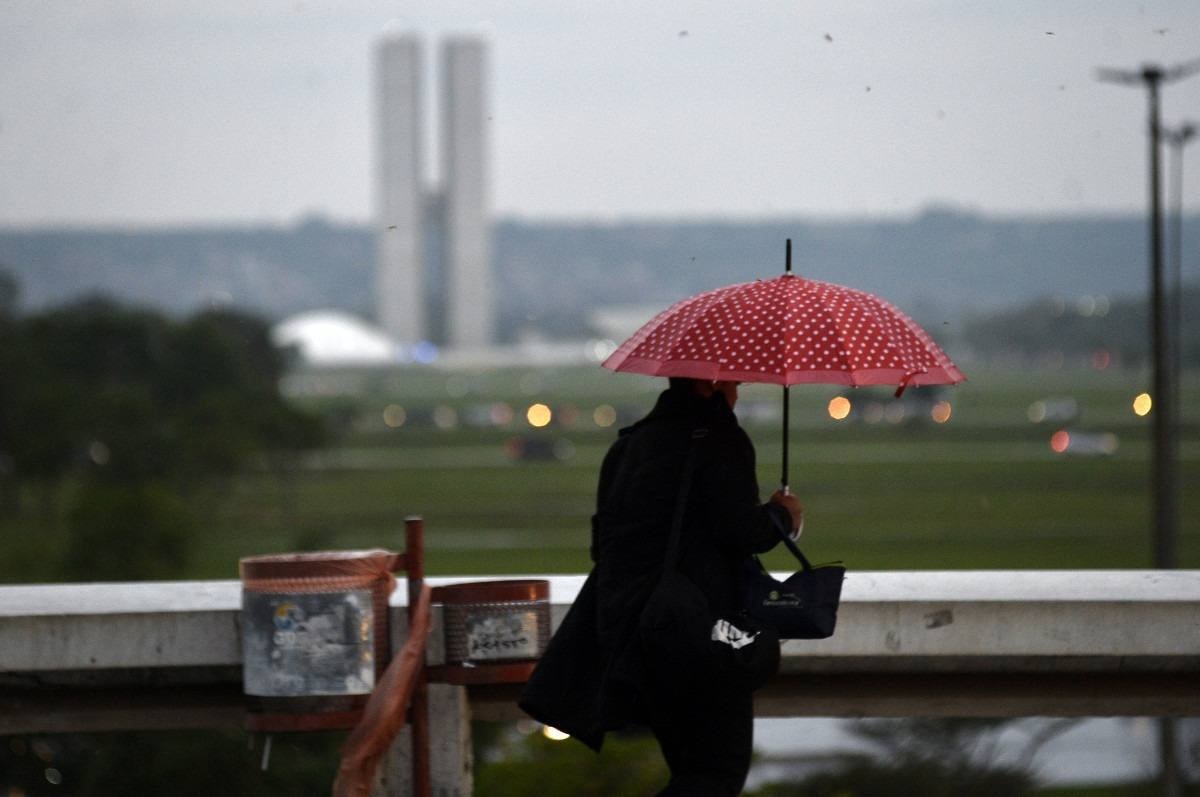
[638,429,780,692]
[743,526,845,639]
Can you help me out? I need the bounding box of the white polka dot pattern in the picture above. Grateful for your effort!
[602,275,965,388]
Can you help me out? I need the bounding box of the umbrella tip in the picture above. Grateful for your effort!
[785,239,792,273]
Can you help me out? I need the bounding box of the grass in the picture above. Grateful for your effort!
[1,363,1197,583]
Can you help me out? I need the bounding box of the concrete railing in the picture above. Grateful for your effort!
[3,570,1200,793]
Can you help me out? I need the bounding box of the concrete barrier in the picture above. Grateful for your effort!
[3,571,1199,793]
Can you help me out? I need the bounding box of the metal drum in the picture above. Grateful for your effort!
[240,549,401,732]
[432,579,550,684]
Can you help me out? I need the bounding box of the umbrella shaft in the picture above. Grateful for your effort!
[781,385,790,489]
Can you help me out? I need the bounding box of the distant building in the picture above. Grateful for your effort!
[374,34,425,345]
[441,37,492,349]
[373,32,492,348]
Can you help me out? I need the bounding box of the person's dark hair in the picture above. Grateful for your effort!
[668,377,700,391]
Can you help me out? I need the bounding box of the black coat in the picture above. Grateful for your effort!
[519,385,789,750]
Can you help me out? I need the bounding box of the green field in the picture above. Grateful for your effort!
[2,363,1198,582]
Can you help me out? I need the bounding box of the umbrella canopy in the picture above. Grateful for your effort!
[603,255,966,491]
[602,274,964,393]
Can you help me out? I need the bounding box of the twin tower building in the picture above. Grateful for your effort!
[374,34,492,349]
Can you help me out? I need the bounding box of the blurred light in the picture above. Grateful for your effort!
[527,403,552,428]
[1077,295,1096,316]
[588,339,617,362]
[1050,429,1120,456]
[515,719,539,736]
[206,289,235,308]
[1030,397,1078,423]
[411,341,438,364]
[88,441,111,466]
[827,396,851,421]
[432,405,458,430]
[44,768,62,786]
[553,438,577,461]
[557,404,581,428]
[1094,295,1111,316]
[542,725,570,741]
[862,402,884,424]
[1132,393,1152,417]
[31,740,53,763]
[593,404,617,428]
[489,402,514,426]
[1092,349,1111,370]
[382,404,406,428]
[884,403,907,424]
[930,401,952,424]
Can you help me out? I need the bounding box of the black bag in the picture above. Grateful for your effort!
[743,527,845,640]
[638,429,780,691]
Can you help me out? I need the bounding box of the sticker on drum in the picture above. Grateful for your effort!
[242,590,374,697]
[464,609,540,661]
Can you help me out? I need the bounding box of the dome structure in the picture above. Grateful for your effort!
[272,310,398,365]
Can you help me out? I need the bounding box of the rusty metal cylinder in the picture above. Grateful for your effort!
[434,579,550,675]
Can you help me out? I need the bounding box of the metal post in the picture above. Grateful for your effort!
[1096,59,1199,569]
[1161,121,1195,797]
[1166,123,1195,467]
[404,516,431,797]
[1096,64,1199,796]
[1144,71,1179,571]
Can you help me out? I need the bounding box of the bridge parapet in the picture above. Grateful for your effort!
[2,570,1199,793]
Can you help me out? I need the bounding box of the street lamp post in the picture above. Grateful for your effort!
[1097,59,1200,797]
[1096,59,1199,571]
[1164,122,1196,425]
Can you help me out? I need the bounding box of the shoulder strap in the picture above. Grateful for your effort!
[663,427,707,572]
[772,521,814,572]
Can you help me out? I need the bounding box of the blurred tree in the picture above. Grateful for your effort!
[0,286,325,580]
[63,482,191,581]
[0,269,18,516]
[0,265,16,318]
[963,284,1199,367]
[162,308,324,483]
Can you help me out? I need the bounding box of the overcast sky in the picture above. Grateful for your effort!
[2,1,1199,227]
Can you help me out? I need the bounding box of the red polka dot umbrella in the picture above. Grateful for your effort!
[602,241,965,487]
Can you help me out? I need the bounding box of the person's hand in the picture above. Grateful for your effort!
[769,489,804,536]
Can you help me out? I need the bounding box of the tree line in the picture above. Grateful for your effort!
[961,283,1200,368]
[0,267,323,581]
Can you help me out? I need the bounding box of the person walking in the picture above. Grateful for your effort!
[520,377,803,795]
